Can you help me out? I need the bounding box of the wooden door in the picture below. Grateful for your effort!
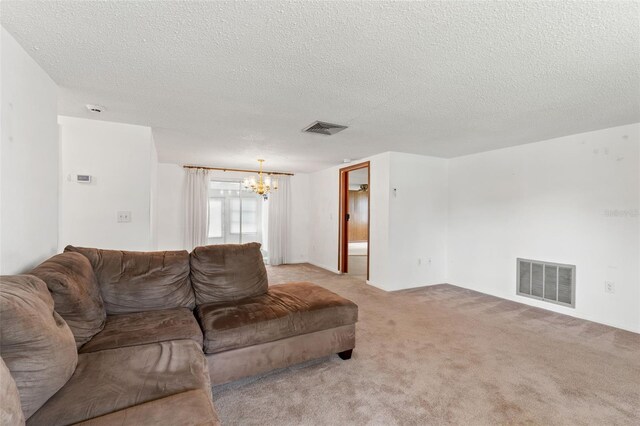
[348,190,369,242]
[338,161,370,279]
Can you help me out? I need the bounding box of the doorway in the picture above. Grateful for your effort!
[339,162,370,280]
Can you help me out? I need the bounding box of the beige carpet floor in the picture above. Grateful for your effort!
[213,264,640,425]
[347,255,368,278]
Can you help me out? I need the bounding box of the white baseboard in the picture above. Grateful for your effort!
[307,261,341,275]
[451,281,640,334]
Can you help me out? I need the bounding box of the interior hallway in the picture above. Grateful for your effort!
[348,242,368,279]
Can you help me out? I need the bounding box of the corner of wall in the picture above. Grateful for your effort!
[446,123,640,333]
[1,27,59,273]
[58,117,157,251]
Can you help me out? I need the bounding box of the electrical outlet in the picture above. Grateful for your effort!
[117,211,131,223]
[604,281,615,294]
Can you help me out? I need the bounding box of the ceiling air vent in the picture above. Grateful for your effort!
[303,121,348,136]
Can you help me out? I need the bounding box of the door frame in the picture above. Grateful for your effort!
[338,161,370,280]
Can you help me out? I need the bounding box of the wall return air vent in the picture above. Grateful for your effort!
[517,258,576,308]
[303,121,348,135]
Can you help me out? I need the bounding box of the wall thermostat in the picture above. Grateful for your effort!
[76,175,92,183]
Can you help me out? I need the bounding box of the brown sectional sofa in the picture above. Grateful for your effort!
[0,243,358,425]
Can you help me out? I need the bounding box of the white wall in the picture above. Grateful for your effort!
[387,152,448,290]
[54,110,640,332]
[308,152,392,276]
[156,163,186,250]
[58,116,157,251]
[155,163,310,262]
[307,163,341,272]
[0,28,59,274]
[365,154,392,287]
[149,134,159,249]
[307,152,449,291]
[448,124,640,332]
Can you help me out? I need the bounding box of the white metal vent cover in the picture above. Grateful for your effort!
[517,258,576,308]
[302,121,348,135]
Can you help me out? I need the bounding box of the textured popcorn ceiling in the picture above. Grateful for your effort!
[2,1,639,172]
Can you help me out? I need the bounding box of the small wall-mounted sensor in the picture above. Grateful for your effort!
[86,104,105,113]
[75,175,92,183]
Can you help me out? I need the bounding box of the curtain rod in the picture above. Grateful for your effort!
[182,164,294,176]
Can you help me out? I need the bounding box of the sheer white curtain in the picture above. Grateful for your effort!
[267,175,291,265]
[185,168,210,250]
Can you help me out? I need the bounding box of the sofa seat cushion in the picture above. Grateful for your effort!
[65,246,195,314]
[0,275,78,420]
[79,308,203,353]
[74,390,220,426]
[30,252,106,347]
[28,340,211,426]
[196,282,358,354]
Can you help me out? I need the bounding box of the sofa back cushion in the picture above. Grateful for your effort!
[0,275,77,419]
[190,242,268,304]
[0,356,25,426]
[65,246,195,314]
[30,252,106,348]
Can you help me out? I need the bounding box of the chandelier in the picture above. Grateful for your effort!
[243,159,278,199]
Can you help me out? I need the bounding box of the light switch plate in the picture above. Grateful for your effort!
[117,211,131,223]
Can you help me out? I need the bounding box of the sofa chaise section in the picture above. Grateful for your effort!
[196,282,358,354]
[198,282,358,384]
[206,323,356,385]
[190,244,358,385]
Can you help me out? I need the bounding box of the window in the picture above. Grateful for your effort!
[208,198,223,238]
[230,198,257,234]
[207,180,267,251]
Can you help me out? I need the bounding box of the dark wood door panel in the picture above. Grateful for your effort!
[348,190,369,241]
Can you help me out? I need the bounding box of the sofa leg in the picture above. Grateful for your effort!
[338,349,353,360]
